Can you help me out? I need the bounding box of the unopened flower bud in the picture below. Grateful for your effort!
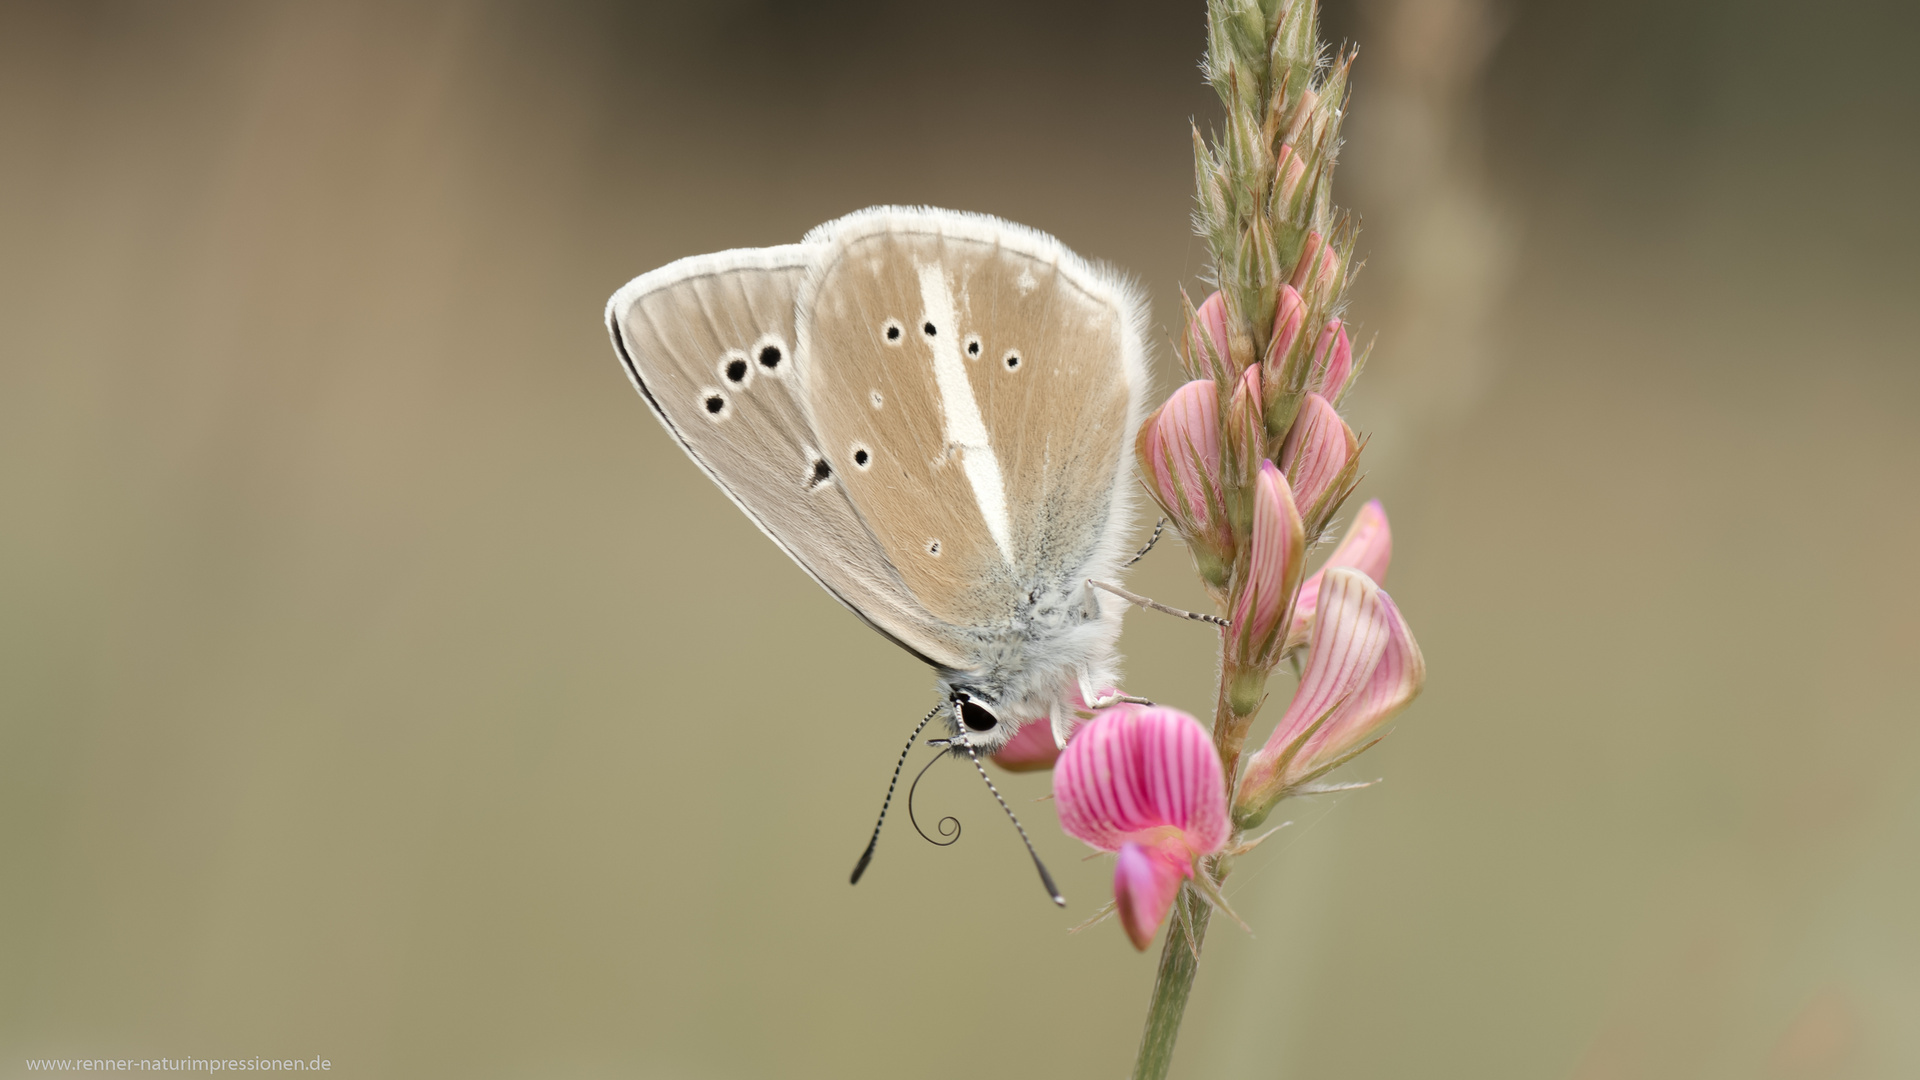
[1136,380,1232,587]
[1228,460,1305,670]
[1261,285,1307,438]
[1289,498,1391,647]
[1236,568,1424,825]
[1225,364,1265,486]
[1054,706,1229,951]
[1288,230,1342,300]
[1275,144,1307,212]
[1185,291,1234,383]
[1309,319,1353,402]
[1278,392,1358,524]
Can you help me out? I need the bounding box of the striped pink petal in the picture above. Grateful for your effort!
[1278,392,1356,518]
[1238,568,1389,808]
[1229,460,1305,660]
[1290,499,1392,643]
[1054,706,1229,858]
[1285,590,1424,779]
[1274,144,1307,210]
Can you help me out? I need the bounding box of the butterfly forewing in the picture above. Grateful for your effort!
[607,246,971,670]
[800,210,1146,630]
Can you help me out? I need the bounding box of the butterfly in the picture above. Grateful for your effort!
[604,207,1151,897]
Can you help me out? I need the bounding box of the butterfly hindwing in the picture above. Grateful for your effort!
[606,245,972,671]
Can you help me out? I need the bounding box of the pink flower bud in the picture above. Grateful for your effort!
[1136,381,1233,586]
[1290,499,1391,645]
[1275,144,1307,210]
[1185,291,1234,382]
[1225,364,1264,482]
[1054,706,1230,950]
[1270,284,1306,361]
[1308,319,1353,402]
[1229,460,1305,663]
[1236,569,1424,823]
[992,683,1118,771]
[1138,380,1221,530]
[990,718,1062,772]
[1288,231,1341,298]
[1278,392,1358,520]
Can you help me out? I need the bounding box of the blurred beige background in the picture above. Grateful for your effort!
[2,1,1916,1078]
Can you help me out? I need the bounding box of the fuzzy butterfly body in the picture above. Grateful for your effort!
[606,207,1149,752]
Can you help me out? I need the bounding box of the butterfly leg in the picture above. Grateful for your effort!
[1124,517,1167,566]
[1084,693,1155,709]
[1086,579,1229,628]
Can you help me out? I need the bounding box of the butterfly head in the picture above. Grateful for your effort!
[942,687,1018,753]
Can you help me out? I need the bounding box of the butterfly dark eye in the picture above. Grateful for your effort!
[926,539,941,557]
[1004,352,1021,370]
[883,320,902,343]
[853,448,870,468]
[725,358,748,382]
[960,700,997,731]
[967,339,981,357]
[923,322,936,336]
[705,395,725,414]
[758,345,782,369]
[808,458,831,488]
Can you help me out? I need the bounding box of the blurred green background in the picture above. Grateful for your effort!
[2,1,1916,1077]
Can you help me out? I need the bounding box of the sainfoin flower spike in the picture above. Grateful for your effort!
[1136,379,1232,588]
[1289,498,1391,646]
[1235,568,1425,827]
[1054,707,1230,951]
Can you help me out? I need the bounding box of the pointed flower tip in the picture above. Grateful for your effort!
[1055,706,1228,947]
[1278,392,1357,520]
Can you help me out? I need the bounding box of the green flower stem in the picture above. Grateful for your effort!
[1131,656,1267,1080]
[1131,886,1214,1080]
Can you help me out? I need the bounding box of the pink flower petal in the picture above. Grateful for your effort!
[1054,706,1229,857]
[1114,842,1192,951]
[1289,590,1424,776]
[1229,461,1305,659]
[1239,568,1389,805]
[1291,499,1392,642]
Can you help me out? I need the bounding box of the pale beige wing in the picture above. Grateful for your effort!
[797,208,1149,629]
[606,245,972,671]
